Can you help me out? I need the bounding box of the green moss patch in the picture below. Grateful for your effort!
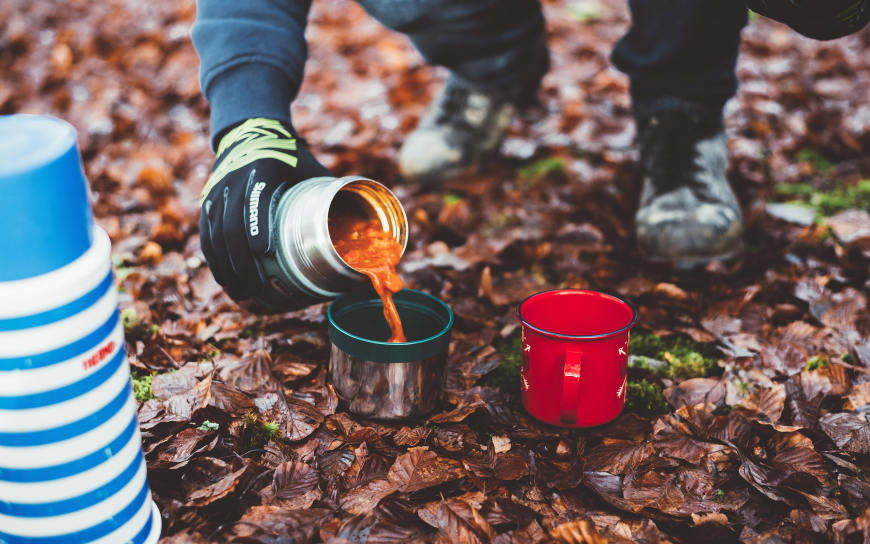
[773,179,870,219]
[131,370,155,402]
[481,335,523,395]
[625,378,669,416]
[805,355,830,371]
[796,148,835,175]
[624,331,722,416]
[519,156,566,179]
[120,307,138,329]
[443,193,464,205]
[480,335,524,409]
[569,4,603,22]
[244,412,281,450]
[630,331,720,380]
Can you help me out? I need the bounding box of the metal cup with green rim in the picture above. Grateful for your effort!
[328,288,454,419]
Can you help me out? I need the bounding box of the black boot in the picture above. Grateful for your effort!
[398,77,516,183]
[399,41,549,184]
[635,110,743,267]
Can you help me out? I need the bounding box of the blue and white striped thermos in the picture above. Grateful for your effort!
[0,115,161,544]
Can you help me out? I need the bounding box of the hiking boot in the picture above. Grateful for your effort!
[398,77,517,183]
[635,110,743,267]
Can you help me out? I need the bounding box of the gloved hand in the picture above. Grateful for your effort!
[199,117,331,306]
[746,0,869,40]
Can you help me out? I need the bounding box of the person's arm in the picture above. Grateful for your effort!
[192,0,313,147]
[192,1,332,309]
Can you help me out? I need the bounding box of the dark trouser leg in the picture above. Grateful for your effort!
[611,0,747,121]
[356,0,547,93]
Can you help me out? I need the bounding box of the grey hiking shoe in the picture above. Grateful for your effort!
[635,110,743,266]
[398,78,516,183]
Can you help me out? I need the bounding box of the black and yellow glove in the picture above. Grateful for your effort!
[747,0,869,40]
[199,118,331,306]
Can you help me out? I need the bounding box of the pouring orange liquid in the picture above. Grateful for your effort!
[330,218,406,343]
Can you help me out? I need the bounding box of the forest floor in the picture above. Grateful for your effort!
[2,0,869,542]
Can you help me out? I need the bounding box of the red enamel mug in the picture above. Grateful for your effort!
[517,290,638,427]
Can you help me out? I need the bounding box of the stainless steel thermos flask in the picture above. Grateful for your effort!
[254,176,408,310]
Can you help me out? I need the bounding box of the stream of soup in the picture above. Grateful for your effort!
[330,218,406,343]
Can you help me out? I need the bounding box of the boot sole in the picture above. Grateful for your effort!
[643,243,744,271]
[402,137,506,186]
[404,163,469,186]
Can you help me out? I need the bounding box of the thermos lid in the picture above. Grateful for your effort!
[328,289,454,363]
[0,115,94,281]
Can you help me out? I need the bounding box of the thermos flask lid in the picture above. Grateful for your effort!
[0,115,94,281]
[328,289,454,363]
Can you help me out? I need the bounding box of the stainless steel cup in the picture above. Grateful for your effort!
[328,289,454,419]
[256,176,408,310]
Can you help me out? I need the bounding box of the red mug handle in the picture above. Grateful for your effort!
[560,350,582,424]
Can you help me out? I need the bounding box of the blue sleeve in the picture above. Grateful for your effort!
[192,0,313,148]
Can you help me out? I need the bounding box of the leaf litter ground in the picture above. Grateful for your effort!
[2,0,869,542]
